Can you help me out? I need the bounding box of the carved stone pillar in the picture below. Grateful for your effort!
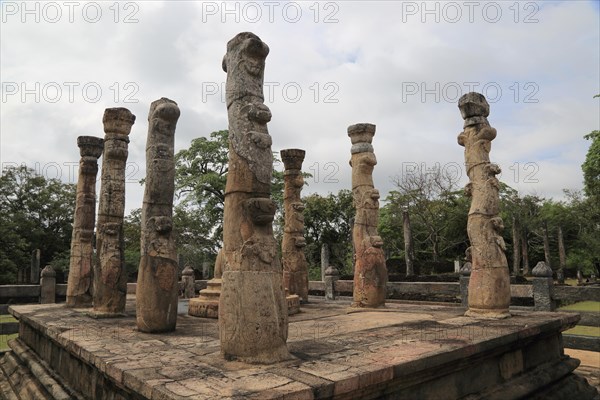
[348,123,387,308]
[136,98,180,333]
[457,92,510,319]
[218,32,290,363]
[281,148,309,303]
[93,108,135,316]
[66,136,104,307]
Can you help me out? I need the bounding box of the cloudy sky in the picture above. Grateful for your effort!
[1,0,599,214]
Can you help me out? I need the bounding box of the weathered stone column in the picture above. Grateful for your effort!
[218,32,290,363]
[532,261,556,311]
[321,244,329,282]
[457,92,510,319]
[136,98,180,333]
[93,108,135,316]
[281,148,309,303]
[40,265,56,304]
[459,251,472,308]
[31,249,40,284]
[348,123,387,308]
[66,136,104,308]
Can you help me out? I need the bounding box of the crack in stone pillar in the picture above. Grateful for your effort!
[281,148,309,303]
[136,98,180,332]
[348,123,387,308]
[457,92,511,319]
[66,136,104,308]
[93,108,135,316]
[218,32,291,363]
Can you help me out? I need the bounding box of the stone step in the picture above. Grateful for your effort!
[0,338,82,400]
[198,290,221,299]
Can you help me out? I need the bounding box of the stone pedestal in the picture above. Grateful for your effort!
[348,123,387,308]
[93,108,136,317]
[458,93,510,319]
[66,135,104,308]
[188,279,222,318]
[324,266,340,300]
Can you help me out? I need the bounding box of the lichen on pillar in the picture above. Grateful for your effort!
[136,98,180,332]
[457,92,510,319]
[348,123,387,308]
[93,108,135,317]
[218,32,291,363]
[281,148,309,303]
[66,136,104,308]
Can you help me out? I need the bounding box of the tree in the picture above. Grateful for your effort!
[0,165,75,283]
[302,190,355,277]
[582,129,600,201]
[385,165,468,264]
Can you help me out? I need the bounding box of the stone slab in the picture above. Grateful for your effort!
[4,298,597,399]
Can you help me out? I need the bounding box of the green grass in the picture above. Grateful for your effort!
[0,315,16,323]
[559,301,600,312]
[0,333,18,351]
[564,325,600,337]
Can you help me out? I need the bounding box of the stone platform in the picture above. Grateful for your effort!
[1,298,599,399]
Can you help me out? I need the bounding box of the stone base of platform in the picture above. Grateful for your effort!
[1,299,598,400]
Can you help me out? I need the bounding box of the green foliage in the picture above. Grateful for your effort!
[123,209,141,277]
[302,190,355,276]
[0,165,75,284]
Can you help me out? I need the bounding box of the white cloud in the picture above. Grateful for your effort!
[1,0,598,214]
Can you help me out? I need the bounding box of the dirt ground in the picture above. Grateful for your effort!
[566,348,600,393]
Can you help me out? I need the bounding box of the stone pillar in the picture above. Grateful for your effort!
[281,148,309,303]
[320,244,329,282]
[93,108,136,316]
[66,136,104,307]
[40,265,56,304]
[182,266,195,299]
[532,261,555,311]
[30,249,40,284]
[457,92,510,319]
[218,32,290,363]
[348,123,387,308]
[324,266,340,300]
[136,98,180,333]
[459,250,472,307]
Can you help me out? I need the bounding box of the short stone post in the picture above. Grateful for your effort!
[532,261,555,311]
[40,265,56,304]
[182,266,195,299]
[459,262,471,308]
[324,266,340,300]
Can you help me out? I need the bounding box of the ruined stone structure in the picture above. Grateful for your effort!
[348,123,387,308]
[218,32,290,363]
[93,108,135,316]
[136,98,180,332]
[188,250,224,318]
[66,136,104,308]
[458,92,511,319]
[281,148,309,303]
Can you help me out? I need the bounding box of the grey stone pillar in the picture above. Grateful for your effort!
[31,249,41,284]
[459,262,471,308]
[320,244,329,282]
[324,266,340,300]
[182,266,195,299]
[40,265,56,304]
[532,261,555,311]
